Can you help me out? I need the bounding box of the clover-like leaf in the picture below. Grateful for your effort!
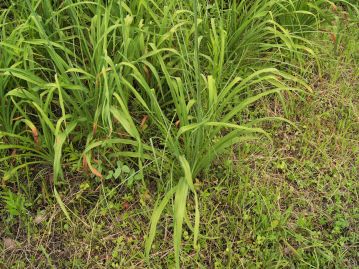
[105,170,114,180]
[114,167,122,179]
[122,165,130,174]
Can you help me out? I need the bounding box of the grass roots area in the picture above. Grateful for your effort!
[0,1,358,268]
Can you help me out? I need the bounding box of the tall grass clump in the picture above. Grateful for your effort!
[1,0,353,267]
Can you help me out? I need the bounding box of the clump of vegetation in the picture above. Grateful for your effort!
[0,0,358,268]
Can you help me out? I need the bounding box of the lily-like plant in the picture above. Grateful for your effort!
[1,0,343,267]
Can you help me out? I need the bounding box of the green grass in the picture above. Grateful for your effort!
[0,0,358,268]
